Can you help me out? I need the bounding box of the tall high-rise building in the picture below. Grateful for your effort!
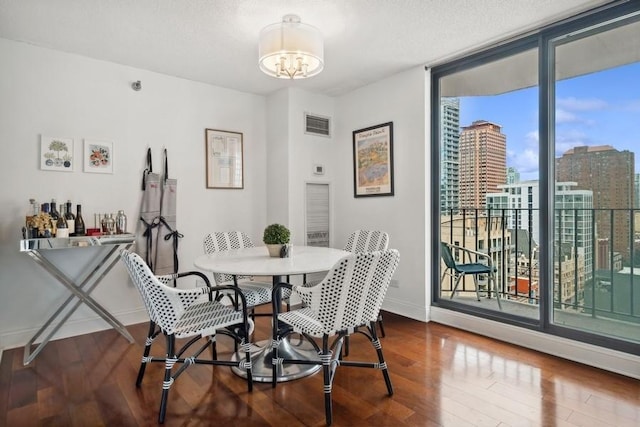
[635,173,640,209]
[459,120,507,209]
[506,167,520,184]
[556,145,635,262]
[440,98,460,214]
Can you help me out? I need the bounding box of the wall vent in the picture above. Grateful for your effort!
[304,113,331,137]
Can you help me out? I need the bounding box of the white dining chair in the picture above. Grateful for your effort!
[271,249,400,426]
[120,250,253,423]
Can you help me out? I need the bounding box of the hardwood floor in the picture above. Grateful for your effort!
[1,311,639,426]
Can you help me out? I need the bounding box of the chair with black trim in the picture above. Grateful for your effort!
[271,249,400,426]
[344,229,390,338]
[120,250,253,424]
[440,241,502,310]
[204,231,291,316]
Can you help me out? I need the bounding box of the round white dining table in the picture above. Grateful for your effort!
[193,245,350,382]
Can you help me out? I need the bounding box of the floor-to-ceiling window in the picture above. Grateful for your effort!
[437,46,540,321]
[549,10,640,346]
[432,2,640,354]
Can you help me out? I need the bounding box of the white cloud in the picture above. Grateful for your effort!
[508,130,539,177]
[556,109,579,123]
[555,129,592,156]
[557,97,608,111]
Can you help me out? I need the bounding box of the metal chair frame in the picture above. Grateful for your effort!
[440,242,502,310]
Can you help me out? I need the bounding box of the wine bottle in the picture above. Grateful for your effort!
[50,199,59,221]
[65,200,76,236]
[75,204,86,236]
[56,205,69,238]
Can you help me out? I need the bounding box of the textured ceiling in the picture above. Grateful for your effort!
[0,0,612,96]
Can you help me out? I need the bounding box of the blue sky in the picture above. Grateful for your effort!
[458,62,640,180]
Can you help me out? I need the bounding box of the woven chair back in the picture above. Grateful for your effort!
[298,249,399,334]
[203,231,255,283]
[121,250,203,335]
[344,230,389,253]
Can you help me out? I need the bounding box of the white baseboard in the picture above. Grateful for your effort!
[430,306,640,380]
[0,308,148,356]
[382,296,429,322]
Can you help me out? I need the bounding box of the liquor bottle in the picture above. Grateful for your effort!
[56,206,69,238]
[41,203,52,238]
[50,199,59,221]
[75,204,86,236]
[65,200,76,236]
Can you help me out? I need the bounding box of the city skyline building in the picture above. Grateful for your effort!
[556,145,635,262]
[459,120,507,209]
[440,98,460,214]
[506,167,520,185]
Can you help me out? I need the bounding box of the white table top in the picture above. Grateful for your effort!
[194,245,350,277]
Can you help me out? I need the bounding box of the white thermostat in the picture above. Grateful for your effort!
[313,164,324,175]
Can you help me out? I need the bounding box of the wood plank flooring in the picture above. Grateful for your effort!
[1,311,639,426]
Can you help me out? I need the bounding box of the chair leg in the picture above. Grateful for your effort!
[492,273,502,310]
[209,335,218,360]
[450,274,464,299]
[472,275,481,301]
[136,321,156,387]
[158,334,175,424]
[370,322,393,396]
[377,313,386,338]
[322,335,333,426]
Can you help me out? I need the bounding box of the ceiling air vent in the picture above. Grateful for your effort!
[304,113,331,137]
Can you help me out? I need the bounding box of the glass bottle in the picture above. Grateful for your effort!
[50,199,59,221]
[75,204,86,236]
[115,210,127,234]
[26,198,38,228]
[65,200,76,236]
[40,202,53,237]
[56,205,69,238]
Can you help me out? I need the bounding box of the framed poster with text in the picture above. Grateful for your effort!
[352,122,394,197]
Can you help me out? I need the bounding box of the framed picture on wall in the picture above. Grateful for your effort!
[205,128,244,189]
[83,139,113,174]
[40,136,74,172]
[352,122,394,197]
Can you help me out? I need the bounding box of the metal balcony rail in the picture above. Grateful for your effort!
[441,207,640,324]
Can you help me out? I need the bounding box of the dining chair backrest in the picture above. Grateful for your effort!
[440,242,458,271]
[121,250,204,335]
[203,231,255,284]
[296,249,399,335]
[344,230,389,253]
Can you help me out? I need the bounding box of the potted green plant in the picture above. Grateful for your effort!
[263,223,291,257]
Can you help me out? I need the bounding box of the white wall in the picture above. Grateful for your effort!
[0,38,268,350]
[265,88,337,248]
[334,66,430,321]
